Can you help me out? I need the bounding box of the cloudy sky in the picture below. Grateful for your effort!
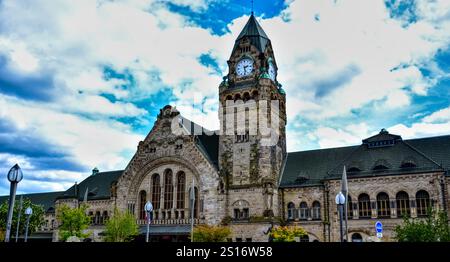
[0,0,449,195]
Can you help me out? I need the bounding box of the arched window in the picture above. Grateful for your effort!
[103,211,108,223]
[139,190,147,219]
[351,233,363,242]
[95,211,101,225]
[176,172,186,210]
[358,194,371,218]
[347,195,353,219]
[151,174,161,210]
[377,192,391,218]
[234,93,241,101]
[232,200,249,220]
[299,202,308,220]
[287,202,295,220]
[251,90,259,98]
[88,211,94,224]
[312,201,321,220]
[416,190,430,217]
[400,161,417,168]
[396,191,410,217]
[164,169,174,210]
[300,235,309,242]
[243,92,251,102]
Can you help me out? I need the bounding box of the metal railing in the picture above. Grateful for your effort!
[136,218,204,225]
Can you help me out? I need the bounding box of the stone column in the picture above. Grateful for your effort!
[390,200,397,218]
[371,200,377,219]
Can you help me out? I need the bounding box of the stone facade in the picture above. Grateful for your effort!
[13,14,449,243]
[282,172,449,242]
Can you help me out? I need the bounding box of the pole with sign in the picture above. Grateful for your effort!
[375,221,383,239]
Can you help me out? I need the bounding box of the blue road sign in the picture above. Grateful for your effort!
[375,221,383,233]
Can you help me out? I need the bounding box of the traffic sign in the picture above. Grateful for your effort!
[375,221,383,233]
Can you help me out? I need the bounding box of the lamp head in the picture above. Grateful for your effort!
[7,164,23,183]
[144,201,153,212]
[25,207,33,216]
[335,192,345,205]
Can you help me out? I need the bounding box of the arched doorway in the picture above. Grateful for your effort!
[351,233,363,242]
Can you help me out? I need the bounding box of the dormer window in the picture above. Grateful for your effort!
[347,167,361,173]
[373,165,388,171]
[295,176,309,184]
[401,161,417,168]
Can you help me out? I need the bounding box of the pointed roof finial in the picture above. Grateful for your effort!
[251,0,254,16]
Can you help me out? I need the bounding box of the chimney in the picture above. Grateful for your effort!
[92,167,99,176]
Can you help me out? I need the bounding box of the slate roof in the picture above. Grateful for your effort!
[232,14,270,53]
[0,191,65,213]
[280,146,356,188]
[280,131,450,188]
[178,115,219,169]
[197,133,219,169]
[58,170,123,201]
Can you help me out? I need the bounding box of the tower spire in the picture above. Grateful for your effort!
[252,0,253,15]
[251,0,254,15]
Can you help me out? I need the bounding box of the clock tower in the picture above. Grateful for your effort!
[218,14,287,218]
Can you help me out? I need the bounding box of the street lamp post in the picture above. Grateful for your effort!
[335,191,346,243]
[144,201,153,243]
[15,195,23,242]
[5,164,23,242]
[24,207,33,242]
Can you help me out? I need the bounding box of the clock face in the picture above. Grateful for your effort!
[236,58,254,77]
[268,62,276,81]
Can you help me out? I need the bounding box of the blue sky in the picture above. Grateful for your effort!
[0,0,449,194]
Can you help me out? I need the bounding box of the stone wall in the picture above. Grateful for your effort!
[280,172,447,242]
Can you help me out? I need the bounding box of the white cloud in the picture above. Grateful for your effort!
[0,94,142,171]
[0,0,449,194]
[312,123,371,149]
[259,0,449,122]
[422,106,450,123]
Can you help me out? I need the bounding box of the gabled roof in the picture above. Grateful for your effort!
[232,14,270,53]
[0,191,65,213]
[362,128,402,144]
[58,170,123,201]
[280,133,450,188]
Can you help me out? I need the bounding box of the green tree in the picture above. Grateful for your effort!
[57,204,91,241]
[270,226,307,242]
[0,198,45,241]
[394,210,450,242]
[103,208,138,242]
[192,225,231,242]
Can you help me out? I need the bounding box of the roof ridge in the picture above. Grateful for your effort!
[288,144,358,154]
[405,134,450,141]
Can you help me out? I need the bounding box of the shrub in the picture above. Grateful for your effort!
[270,226,307,242]
[192,225,231,242]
